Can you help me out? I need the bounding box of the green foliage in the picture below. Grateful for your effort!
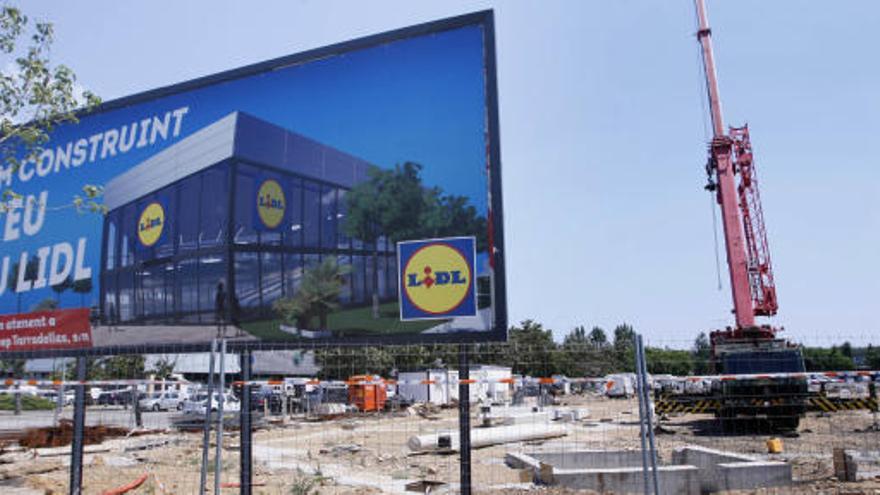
[342,161,488,318]
[556,326,616,377]
[803,347,855,371]
[0,358,25,376]
[505,319,560,377]
[69,355,145,381]
[0,5,101,212]
[273,258,351,330]
[866,345,880,370]
[149,358,176,380]
[691,332,712,374]
[0,394,54,410]
[612,323,636,372]
[645,347,693,376]
[588,326,609,348]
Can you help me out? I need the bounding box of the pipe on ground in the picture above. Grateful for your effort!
[408,423,566,452]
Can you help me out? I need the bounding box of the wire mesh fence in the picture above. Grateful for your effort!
[1,328,880,494]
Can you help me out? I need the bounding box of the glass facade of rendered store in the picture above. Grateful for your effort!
[100,125,397,325]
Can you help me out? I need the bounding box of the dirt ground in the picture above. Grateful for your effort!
[3,395,880,494]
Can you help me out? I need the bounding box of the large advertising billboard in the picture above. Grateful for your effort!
[0,11,505,355]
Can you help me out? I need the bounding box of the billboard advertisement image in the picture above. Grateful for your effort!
[0,11,505,355]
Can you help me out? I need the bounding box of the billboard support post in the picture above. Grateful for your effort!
[69,356,87,495]
[199,339,218,495]
[458,343,472,495]
[239,348,253,495]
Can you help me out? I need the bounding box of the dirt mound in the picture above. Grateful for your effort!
[18,420,129,448]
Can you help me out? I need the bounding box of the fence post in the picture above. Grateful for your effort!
[239,348,253,495]
[69,356,87,495]
[637,335,660,495]
[214,340,227,495]
[634,335,651,495]
[458,343,472,495]
[199,339,218,495]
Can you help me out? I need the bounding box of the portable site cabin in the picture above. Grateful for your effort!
[604,373,636,398]
[397,369,460,406]
[471,365,513,404]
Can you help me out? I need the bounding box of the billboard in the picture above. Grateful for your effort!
[0,11,506,355]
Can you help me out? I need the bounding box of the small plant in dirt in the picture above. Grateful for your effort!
[288,468,327,495]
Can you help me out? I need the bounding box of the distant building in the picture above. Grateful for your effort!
[23,358,74,379]
[145,350,319,381]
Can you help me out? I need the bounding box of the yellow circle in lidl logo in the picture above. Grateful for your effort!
[403,243,472,315]
[256,179,286,229]
[137,202,165,247]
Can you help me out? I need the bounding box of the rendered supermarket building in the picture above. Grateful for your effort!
[100,112,397,325]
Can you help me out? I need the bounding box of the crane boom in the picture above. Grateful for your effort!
[695,0,778,329]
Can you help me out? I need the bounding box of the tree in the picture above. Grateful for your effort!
[866,345,880,370]
[506,319,560,377]
[588,326,608,349]
[273,258,351,331]
[149,357,176,380]
[71,277,92,307]
[645,347,693,376]
[612,323,636,372]
[0,6,101,211]
[803,347,855,372]
[344,162,488,318]
[560,325,615,377]
[344,162,425,318]
[692,332,712,374]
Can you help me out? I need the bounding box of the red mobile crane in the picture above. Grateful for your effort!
[694,0,806,430]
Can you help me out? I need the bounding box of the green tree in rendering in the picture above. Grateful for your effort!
[344,161,489,319]
[274,258,351,331]
[0,6,101,211]
[343,162,425,318]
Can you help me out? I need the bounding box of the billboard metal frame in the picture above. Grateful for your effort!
[0,10,506,358]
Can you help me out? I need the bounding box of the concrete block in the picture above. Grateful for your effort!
[552,465,700,495]
[718,461,792,491]
[833,449,880,481]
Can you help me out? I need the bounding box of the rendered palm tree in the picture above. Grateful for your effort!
[274,258,351,331]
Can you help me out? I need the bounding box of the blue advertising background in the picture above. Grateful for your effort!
[0,23,489,315]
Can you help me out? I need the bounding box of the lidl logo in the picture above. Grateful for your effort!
[137,202,165,248]
[398,237,477,320]
[256,179,285,229]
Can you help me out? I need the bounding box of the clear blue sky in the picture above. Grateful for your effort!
[27,1,879,347]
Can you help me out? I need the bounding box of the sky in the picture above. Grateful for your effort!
[19,1,880,347]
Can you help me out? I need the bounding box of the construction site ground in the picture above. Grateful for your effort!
[1,394,879,494]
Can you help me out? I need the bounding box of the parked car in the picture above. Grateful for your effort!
[38,389,74,406]
[181,392,240,414]
[139,391,184,411]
